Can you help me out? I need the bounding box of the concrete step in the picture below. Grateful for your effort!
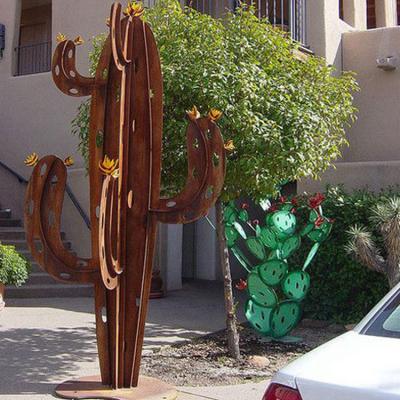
[0,218,21,227]
[19,251,78,264]
[26,272,61,285]
[0,228,66,241]
[0,209,11,219]
[29,262,42,273]
[0,239,72,251]
[0,207,91,298]
[6,283,94,298]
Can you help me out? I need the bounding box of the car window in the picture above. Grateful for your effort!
[362,290,400,338]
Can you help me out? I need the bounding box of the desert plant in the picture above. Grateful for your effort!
[347,197,400,289]
[72,0,358,357]
[0,244,30,286]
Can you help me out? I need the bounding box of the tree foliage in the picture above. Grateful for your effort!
[72,0,358,201]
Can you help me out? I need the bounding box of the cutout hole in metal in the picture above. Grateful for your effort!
[96,206,100,219]
[28,200,34,216]
[69,88,78,95]
[166,201,176,208]
[192,168,198,178]
[101,307,107,323]
[205,186,214,199]
[35,241,43,254]
[68,49,73,58]
[40,163,47,176]
[54,65,60,76]
[51,175,58,185]
[212,153,220,167]
[193,138,199,149]
[60,272,71,280]
[77,259,88,268]
[127,190,133,208]
[69,69,76,78]
[48,211,56,227]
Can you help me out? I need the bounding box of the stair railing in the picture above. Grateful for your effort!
[0,160,91,230]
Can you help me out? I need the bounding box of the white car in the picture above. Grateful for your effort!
[263,282,400,400]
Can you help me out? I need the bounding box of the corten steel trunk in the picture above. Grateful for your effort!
[23,3,225,399]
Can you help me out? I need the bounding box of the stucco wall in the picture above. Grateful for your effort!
[306,0,354,71]
[0,0,184,289]
[342,27,400,163]
[300,26,400,193]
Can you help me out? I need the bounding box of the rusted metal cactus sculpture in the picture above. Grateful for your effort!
[24,2,225,398]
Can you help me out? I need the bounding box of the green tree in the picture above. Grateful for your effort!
[72,0,358,358]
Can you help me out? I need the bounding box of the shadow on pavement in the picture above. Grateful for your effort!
[0,326,96,395]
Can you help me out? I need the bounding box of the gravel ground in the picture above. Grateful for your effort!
[141,320,346,386]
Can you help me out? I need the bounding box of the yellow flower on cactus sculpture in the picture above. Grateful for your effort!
[24,153,39,167]
[56,33,67,43]
[64,156,74,167]
[73,36,84,46]
[123,2,144,17]
[187,105,200,121]
[208,108,223,122]
[224,140,235,152]
[99,155,119,176]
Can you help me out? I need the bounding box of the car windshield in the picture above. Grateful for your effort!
[362,289,400,339]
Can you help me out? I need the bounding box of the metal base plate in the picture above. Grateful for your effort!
[55,375,178,400]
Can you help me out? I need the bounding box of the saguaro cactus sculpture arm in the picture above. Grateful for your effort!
[24,155,99,283]
[152,114,226,224]
[24,2,226,396]
[52,40,97,96]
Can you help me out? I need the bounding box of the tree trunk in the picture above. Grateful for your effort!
[0,283,5,311]
[215,200,240,359]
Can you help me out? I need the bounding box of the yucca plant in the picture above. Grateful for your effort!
[347,198,400,288]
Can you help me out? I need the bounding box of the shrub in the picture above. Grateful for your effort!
[0,244,30,286]
[291,186,391,324]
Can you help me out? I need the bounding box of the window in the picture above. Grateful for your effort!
[339,0,344,20]
[367,0,376,29]
[397,0,400,25]
[15,0,52,76]
[362,289,400,339]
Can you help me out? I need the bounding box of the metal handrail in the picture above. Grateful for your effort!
[0,160,91,230]
[187,0,308,47]
[15,41,52,76]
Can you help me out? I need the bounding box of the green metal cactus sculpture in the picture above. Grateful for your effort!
[225,193,333,339]
[24,2,225,398]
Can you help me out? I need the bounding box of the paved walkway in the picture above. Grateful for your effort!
[0,281,267,400]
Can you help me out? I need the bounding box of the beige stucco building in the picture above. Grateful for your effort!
[1,0,399,288]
